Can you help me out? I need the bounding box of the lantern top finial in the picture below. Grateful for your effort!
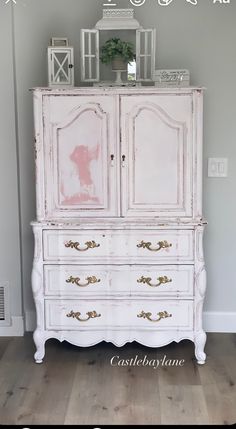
[95,8,142,30]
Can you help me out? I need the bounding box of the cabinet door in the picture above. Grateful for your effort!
[120,94,193,218]
[43,95,119,218]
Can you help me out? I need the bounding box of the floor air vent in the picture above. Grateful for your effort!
[0,286,5,320]
[0,283,10,326]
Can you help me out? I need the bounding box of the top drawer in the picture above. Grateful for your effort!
[43,230,194,263]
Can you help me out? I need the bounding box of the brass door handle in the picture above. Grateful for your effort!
[65,240,100,252]
[137,276,172,288]
[66,276,101,287]
[67,310,101,322]
[137,240,172,252]
[137,311,172,323]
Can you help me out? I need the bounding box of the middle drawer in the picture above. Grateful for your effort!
[44,265,194,297]
[43,229,194,263]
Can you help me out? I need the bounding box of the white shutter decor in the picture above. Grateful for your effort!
[81,29,100,82]
[136,29,156,81]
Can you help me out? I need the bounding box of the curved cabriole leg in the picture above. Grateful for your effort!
[33,329,46,364]
[195,331,207,365]
[194,226,207,365]
[32,225,46,364]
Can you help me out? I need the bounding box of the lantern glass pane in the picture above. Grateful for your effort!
[85,34,89,54]
[148,33,152,53]
[84,32,96,56]
[140,33,145,55]
[147,56,152,79]
[91,33,96,54]
[84,57,89,80]
[54,52,69,83]
[139,55,152,80]
[140,31,152,56]
[84,56,97,81]
[140,56,144,80]
[91,56,96,80]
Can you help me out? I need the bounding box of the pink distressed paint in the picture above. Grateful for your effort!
[61,144,100,205]
[70,144,100,187]
[62,193,99,205]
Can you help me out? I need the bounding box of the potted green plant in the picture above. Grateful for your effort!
[100,37,136,71]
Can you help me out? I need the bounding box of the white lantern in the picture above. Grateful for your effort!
[48,38,74,87]
[80,9,156,84]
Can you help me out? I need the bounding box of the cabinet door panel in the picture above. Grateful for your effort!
[121,94,193,218]
[43,95,119,218]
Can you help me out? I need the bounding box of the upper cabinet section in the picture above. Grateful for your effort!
[33,88,203,221]
[40,94,119,219]
[120,93,194,218]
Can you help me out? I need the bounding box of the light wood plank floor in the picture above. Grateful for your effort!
[0,334,235,425]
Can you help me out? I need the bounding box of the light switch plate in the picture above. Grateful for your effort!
[208,158,228,178]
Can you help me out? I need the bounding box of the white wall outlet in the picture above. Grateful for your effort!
[208,158,228,178]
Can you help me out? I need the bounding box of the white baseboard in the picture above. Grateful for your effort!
[0,316,24,336]
[24,310,236,334]
[203,311,236,333]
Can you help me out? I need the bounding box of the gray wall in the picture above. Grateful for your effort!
[1,0,236,331]
[0,6,22,328]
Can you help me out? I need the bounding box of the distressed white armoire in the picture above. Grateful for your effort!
[31,87,207,364]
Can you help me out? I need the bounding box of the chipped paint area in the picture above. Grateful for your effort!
[60,144,100,205]
[55,106,104,208]
[70,144,99,187]
[61,188,99,205]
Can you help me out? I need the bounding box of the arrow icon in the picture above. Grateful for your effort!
[5,0,17,4]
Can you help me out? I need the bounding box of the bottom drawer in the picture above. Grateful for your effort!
[45,299,193,331]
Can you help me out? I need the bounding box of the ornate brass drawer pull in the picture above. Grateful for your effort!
[67,310,101,322]
[137,240,172,252]
[65,240,100,252]
[66,276,101,287]
[137,276,172,288]
[137,310,172,323]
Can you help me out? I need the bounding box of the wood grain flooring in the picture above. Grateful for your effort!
[0,333,235,425]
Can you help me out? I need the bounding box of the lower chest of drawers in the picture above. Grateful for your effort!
[32,223,207,364]
[38,226,196,333]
